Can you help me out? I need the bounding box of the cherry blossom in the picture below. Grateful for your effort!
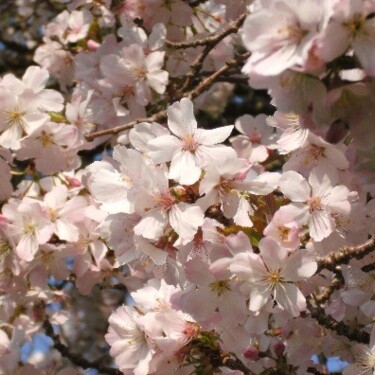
[279,168,354,241]
[148,98,235,185]
[230,114,277,163]
[0,1,374,374]
[343,326,375,375]
[2,198,53,261]
[230,237,317,316]
[242,0,324,75]
[105,306,153,375]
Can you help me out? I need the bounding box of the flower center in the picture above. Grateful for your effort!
[345,14,366,37]
[0,240,12,261]
[209,279,231,296]
[6,108,24,127]
[303,145,325,166]
[218,177,233,194]
[277,24,307,44]
[38,131,54,148]
[308,197,322,212]
[182,134,198,152]
[120,85,135,103]
[132,67,147,81]
[38,251,54,265]
[356,348,375,372]
[48,208,59,222]
[182,322,199,340]
[155,191,176,212]
[23,222,37,236]
[278,226,290,241]
[249,130,262,144]
[267,271,283,287]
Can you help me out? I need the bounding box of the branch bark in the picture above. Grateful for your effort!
[316,237,375,273]
[43,319,121,375]
[306,299,370,344]
[85,52,250,141]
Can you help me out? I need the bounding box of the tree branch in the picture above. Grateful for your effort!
[316,237,375,273]
[306,299,370,344]
[85,52,250,141]
[362,261,375,273]
[166,13,246,49]
[187,52,250,100]
[43,319,121,375]
[178,13,247,93]
[314,276,343,304]
[182,0,208,7]
[85,109,167,141]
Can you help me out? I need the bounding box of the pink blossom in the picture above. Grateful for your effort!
[43,185,87,242]
[2,198,53,261]
[242,0,324,76]
[230,114,277,163]
[148,98,235,184]
[343,326,375,375]
[105,305,153,375]
[133,164,204,245]
[279,168,353,241]
[263,206,301,250]
[318,0,375,76]
[230,237,317,316]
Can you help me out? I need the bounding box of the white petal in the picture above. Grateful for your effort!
[134,211,167,240]
[196,125,234,145]
[169,151,201,185]
[259,237,288,271]
[249,284,270,312]
[282,251,317,281]
[148,135,180,164]
[309,210,335,242]
[274,283,306,317]
[167,98,197,138]
[169,203,204,245]
[279,171,310,202]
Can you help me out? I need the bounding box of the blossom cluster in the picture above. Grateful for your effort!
[0,0,374,374]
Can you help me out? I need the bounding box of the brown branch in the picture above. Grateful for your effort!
[43,319,121,375]
[316,237,375,273]
[306,299,370,344]
[182,0,208,7]
[86,52,250,141]
[362,261,375,273]
[312,238,375,311]
[222,355,253,375]
[187,52,250,100]
[314,277,343,304]
[85,109,167,141]
[178,13,247,93]
[166,13,246,49]
[306,367,326,375]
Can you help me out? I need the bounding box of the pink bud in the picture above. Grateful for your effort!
[274,341,285,356]
[243,346,259,361]
[87,39,100,51]
[65,176,82,188]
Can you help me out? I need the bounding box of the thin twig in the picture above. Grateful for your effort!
[178,13,247,92]
[182,0,208,7]
[166,13,246,50]
[316,237,375,273]
[85,52,250,141]
[314,277,343,304]
[43,319,121,375]
[306,299,370,344]
[85,110,167,141]
[187,52,250,100]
